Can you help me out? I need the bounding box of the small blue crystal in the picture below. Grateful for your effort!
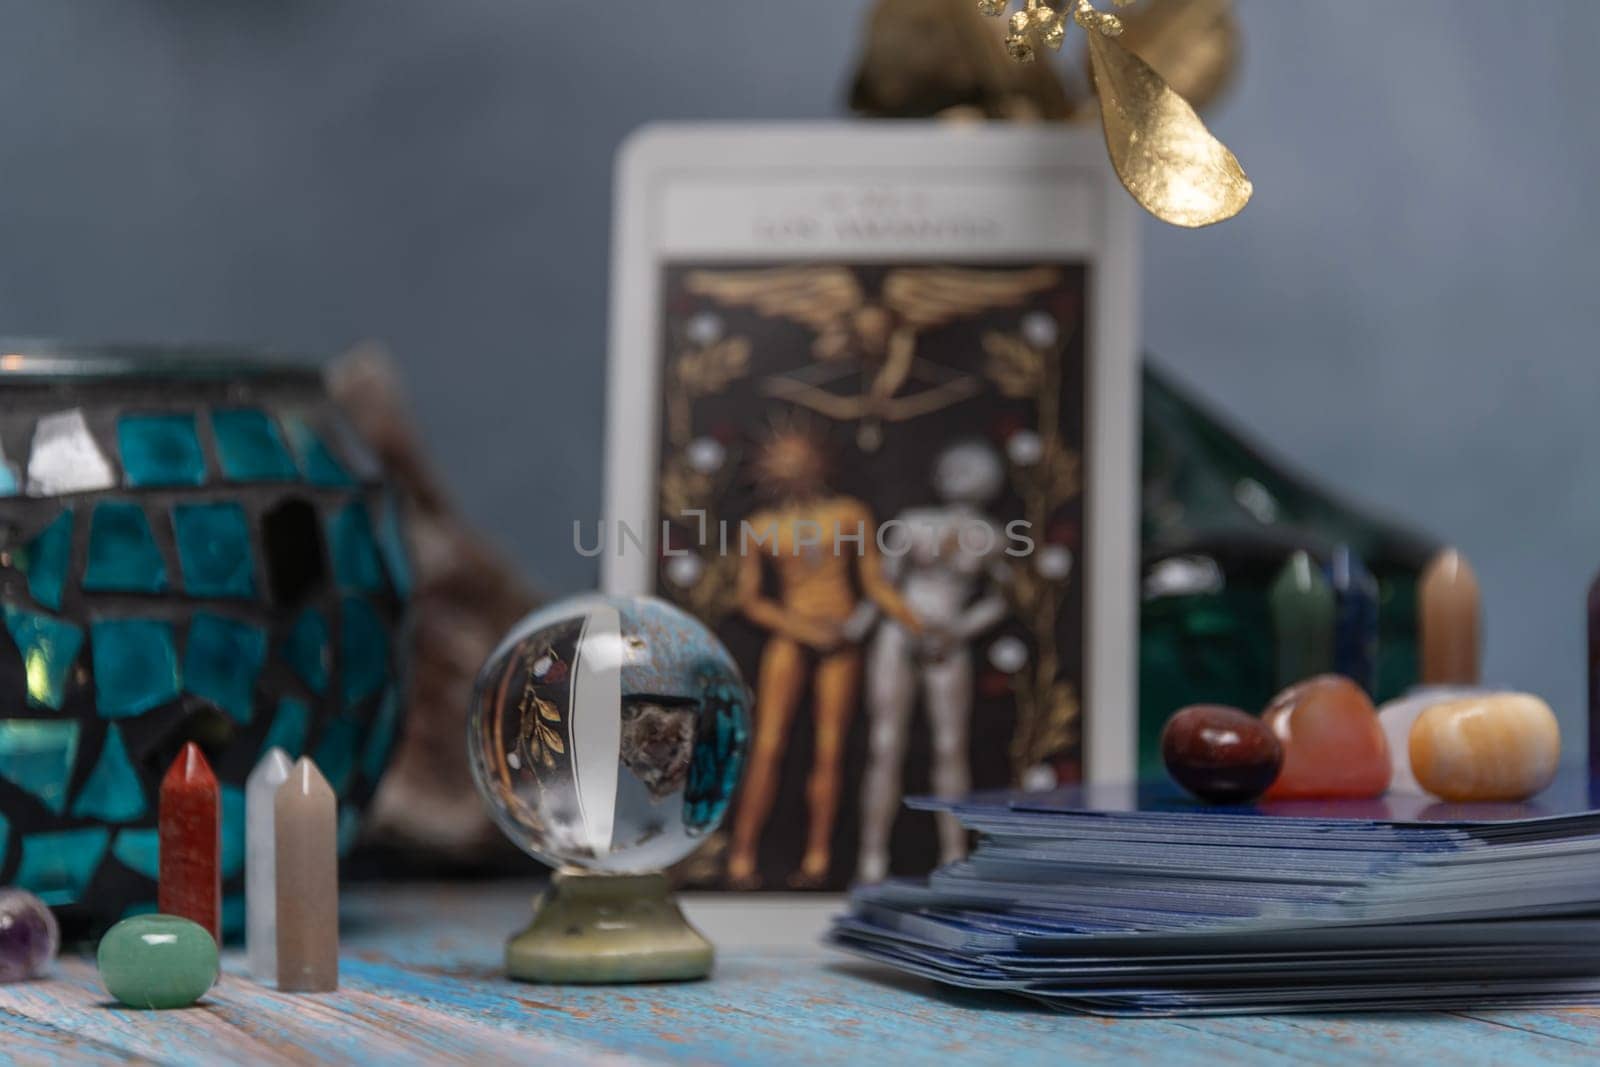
[111,828,160,880]
[331,501,385,593]
[263,697,311,758]
[70,724,146,822]
[21,510,73,611]
[15,828,109,905]
[91,619,181,718]
[1327,545,1380,695]
[313,714,361,795]
[282,608,329,695]
[173,502,256,599]
[0,719,80,814]
[117,413,207,487]
[284,414,354,487]
[211,409,297,482]
[340,597,388,709]
[84,502,169,593]
[183,613,265,724]
[362,687,401,784]
[5,607,84,710]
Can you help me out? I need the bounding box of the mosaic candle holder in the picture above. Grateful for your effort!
[0,343,412,938]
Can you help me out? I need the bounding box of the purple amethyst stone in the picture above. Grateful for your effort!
[0,889,59,981]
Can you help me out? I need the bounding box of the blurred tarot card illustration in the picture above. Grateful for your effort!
[605,123,1138,889]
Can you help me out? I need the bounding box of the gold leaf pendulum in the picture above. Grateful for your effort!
[1078,2,1250,226]
[975,0,1253,228]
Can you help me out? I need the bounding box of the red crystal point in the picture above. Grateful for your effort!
[158,742,221,942]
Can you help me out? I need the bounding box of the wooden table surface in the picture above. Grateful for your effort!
[4,882,1600,1065]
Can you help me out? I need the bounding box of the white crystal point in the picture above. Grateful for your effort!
[246,747,294,983]
[26,409,115,496]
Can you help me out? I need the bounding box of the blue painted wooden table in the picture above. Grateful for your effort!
[4,882,1600,1065]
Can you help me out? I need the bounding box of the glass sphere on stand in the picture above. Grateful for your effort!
[468,594,749,982]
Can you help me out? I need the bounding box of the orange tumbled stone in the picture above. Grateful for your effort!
[1261,674,1391,799]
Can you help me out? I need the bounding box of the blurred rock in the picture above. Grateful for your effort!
[330,344,540,865]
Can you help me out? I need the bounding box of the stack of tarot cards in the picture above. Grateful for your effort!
[829,771,1600,1015]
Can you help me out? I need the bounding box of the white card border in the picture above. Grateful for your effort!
[603,121,1140,784]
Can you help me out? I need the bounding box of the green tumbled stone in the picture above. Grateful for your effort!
[97,915,218,1010]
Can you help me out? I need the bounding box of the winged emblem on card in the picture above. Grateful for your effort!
[685,266,1061,450]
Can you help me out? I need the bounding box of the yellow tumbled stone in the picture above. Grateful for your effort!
[1408,693,1560,802]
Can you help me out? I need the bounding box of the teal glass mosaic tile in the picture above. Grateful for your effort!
[313,714,361,795]
[91,619,181,718]
[70,724,146,822]
[111,827,159,879]
[211,408,297,482]
[16,827,109,905]
[4,606,84,710]
[340,597,388,709]
[338,805,360,855]
[0,719,79,814]
[117,413,207,487]
[331,501,385,593]
[284,414,353,487]
[376,495,413,599]
[0,811,8,867]
[84,501,169,593]
[221,784,245,877]
[263,697,311,758]
[362,687,401,783]
[283,607,329,695]
[183,613,265,724]
[173,502,256,598]
[21,510,73,611]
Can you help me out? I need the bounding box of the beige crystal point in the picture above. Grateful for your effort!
[1408,693,1560,803]
[1418,549,1481,686]
[275,757,339,992]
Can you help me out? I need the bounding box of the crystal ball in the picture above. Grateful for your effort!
[467,594,750,873]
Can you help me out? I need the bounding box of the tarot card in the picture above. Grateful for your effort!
[605,123,1138,889]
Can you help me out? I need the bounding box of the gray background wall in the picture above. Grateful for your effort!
[1,1,1596,739]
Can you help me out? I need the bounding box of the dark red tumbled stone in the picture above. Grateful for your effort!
[1161,704,1283,804]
